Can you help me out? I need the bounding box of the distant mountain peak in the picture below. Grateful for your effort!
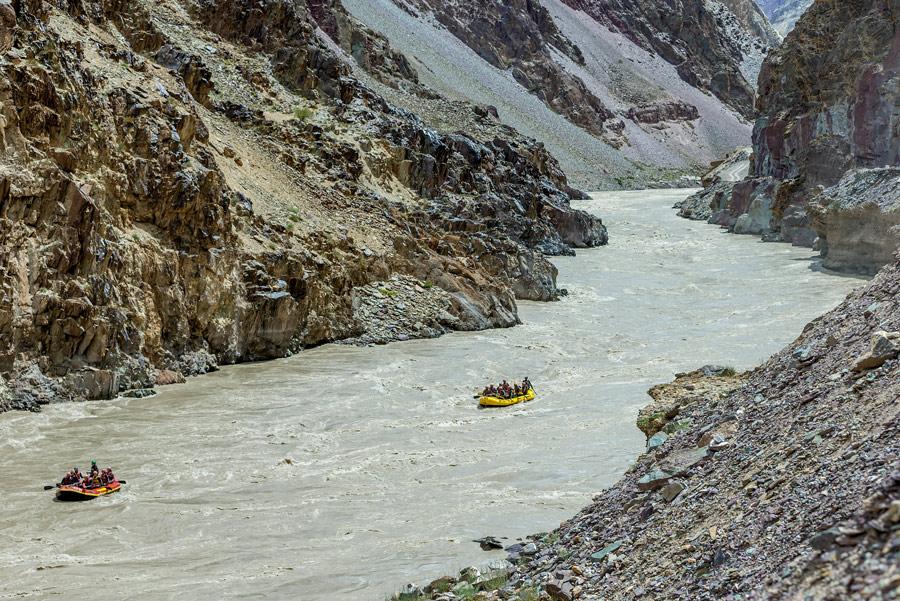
[754,0,815,36]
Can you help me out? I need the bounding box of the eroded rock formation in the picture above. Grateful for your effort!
[809,168,900,275]
[390,0,621,144]
[559,0,761,118]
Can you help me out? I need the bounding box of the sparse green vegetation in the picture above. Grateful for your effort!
[663,418,694,435]
[518,586,541,601]
[720,366,738,377]
[293,106,314,121]
[379,287,398,298]
[422,280,434,289]
[637,411,665,432]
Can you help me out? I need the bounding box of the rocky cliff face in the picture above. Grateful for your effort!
[679,0,900,274]
[0,0,606,412]
[390,0,621,146]
[720,0,782,46]
[808,168,900,275]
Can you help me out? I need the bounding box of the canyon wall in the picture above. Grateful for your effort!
[681,0,900,274]
[0,0,606,412]
[755,0,814,36]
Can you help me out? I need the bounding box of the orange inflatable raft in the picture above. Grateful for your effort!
[56,480,122,501]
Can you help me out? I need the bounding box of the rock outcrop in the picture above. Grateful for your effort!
[0,0,606,411]
[676,147,752,221]
[680,0,900,274]
[395,253,900,601]
[809,168,900,275]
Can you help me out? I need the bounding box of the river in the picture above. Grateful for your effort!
[0,190,863,600]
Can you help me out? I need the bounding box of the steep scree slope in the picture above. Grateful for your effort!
[559,0,760,117]
[343,0,760,189]
[0,0,606,412]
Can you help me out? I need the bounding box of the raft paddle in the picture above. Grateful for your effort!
[43,479,126,490]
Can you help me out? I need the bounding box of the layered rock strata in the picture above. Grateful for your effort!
[0,0,605,412]
[809,168,900,275]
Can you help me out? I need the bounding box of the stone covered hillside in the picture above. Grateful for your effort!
[0,0,608,412]
[678,0,900,276]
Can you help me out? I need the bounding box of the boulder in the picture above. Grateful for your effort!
[637,467,673,491]
[155,369,186,386]
[647,431,669,451]
[851,331,900,371]
[590,540,624,562]
[661,480,686,502]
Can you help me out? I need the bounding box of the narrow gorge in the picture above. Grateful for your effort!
[0,1,897,600]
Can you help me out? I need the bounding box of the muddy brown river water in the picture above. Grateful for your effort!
[0,191,864,600]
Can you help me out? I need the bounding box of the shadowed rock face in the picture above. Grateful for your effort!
[559,0,759,118]
[683,0,900,273]
[0,0,605,411]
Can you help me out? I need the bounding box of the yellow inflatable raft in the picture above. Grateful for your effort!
[479,388,535,407]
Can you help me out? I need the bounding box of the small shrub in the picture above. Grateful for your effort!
[720,366,737,377]
[379,287,398,298]
[293,106,314,121]
[422,280,434,289]
[519,587,540,601]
